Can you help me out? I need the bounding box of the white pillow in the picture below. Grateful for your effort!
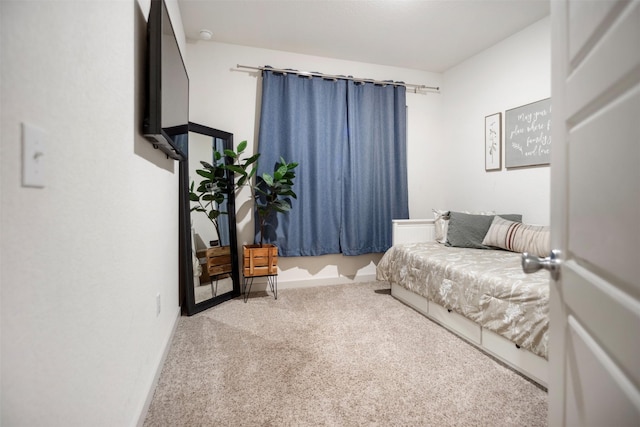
[482,216,550,257]
[432,209,449,243]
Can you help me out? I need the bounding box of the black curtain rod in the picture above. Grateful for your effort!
[236,64,440,94]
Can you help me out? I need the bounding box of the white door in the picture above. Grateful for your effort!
[548,0,640,425]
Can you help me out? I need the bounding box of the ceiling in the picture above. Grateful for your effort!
[178,0,550,73]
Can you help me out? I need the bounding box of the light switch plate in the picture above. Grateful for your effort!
[22,122,46,188]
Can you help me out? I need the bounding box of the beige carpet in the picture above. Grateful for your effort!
[144,281,547,426]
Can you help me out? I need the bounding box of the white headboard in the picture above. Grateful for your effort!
[392,219,436,245]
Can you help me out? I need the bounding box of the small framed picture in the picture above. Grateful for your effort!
[485,112,502,171]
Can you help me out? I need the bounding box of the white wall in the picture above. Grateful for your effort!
[0,1,184,425]
[437,17,551,224]
[185,41,443,286]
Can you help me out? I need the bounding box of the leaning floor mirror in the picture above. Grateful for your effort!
[179,122,240,315]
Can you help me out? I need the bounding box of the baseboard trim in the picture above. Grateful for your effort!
[135,306,181,427]
[246,274,377,292]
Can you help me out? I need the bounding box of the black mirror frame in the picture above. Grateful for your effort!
[179,122,240,316]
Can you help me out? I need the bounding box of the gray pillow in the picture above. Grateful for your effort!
[446,211,522,249]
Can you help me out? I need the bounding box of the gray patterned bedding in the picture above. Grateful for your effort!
[376,242,549,359]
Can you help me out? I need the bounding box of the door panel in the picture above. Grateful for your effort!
[568,86,640,289]
[551,0,640,425]
[566,2,640,120]
[568,0,622,62]
[563,265,640,389]
[565,316,640,426]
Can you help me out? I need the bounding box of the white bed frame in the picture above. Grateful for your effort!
[390,219,548,387]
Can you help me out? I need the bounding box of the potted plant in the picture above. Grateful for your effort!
[191,142,297,281]
[189,141,258,280]
[243,157,298,278]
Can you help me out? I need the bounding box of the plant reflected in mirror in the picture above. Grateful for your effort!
[189,140,258,244]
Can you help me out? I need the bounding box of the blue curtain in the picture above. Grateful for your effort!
[257,71,348,256]
[256,70,409,256]
[341,81,408,255]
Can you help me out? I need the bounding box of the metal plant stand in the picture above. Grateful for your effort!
[242,274,277,303]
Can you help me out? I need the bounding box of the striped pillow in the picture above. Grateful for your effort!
[482,216,550,257]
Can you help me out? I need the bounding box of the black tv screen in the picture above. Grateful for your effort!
[143,0,189,160]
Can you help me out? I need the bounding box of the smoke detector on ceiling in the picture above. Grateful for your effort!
[199,29,213,41]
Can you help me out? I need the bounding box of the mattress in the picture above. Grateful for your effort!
[376,242,549,359]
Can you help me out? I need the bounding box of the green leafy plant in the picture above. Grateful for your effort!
[190,140,298,249]
[254,157,298,246]
[189,140,258,241]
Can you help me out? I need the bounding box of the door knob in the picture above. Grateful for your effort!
[521,249,562,280]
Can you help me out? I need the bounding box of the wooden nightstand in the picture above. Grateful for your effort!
[196,246,232,297]
[242,244,278,302]
[206,246,232,276]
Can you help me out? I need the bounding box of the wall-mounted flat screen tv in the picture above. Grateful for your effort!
[143,0,189,160]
